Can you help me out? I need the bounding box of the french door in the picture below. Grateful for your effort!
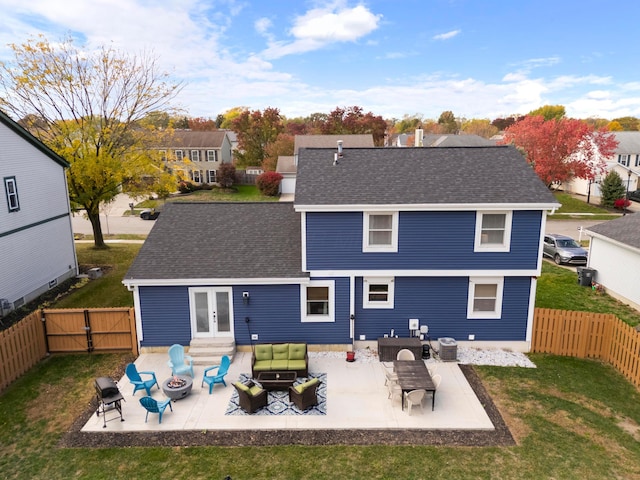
[189,287,234,338]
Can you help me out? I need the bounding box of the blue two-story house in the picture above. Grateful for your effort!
[123,145,559,353]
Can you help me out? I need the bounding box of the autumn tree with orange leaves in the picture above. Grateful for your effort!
[500,116,618,188]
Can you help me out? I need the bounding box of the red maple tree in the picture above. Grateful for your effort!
[500,116,618,188]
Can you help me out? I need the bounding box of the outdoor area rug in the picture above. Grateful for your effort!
[225,373,327,416]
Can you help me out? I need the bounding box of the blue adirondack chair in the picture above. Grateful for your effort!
[201,355,231,394]
[139,396,173,424]
[125,363,159,396]
[167,344,194,377]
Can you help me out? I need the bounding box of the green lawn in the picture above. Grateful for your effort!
[549,192,621,220]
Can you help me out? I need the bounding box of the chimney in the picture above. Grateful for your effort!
[415,129,424,147]
[337,140,343,157]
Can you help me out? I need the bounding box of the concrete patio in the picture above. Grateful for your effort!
[82,350,495,433]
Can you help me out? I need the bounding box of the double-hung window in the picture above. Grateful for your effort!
[207,170,217,183]
[207,150,217,162]
[363,212,398,252]
[192,170,202,183]
[4,177,19,212]
[474,211,512,252]
[175,150,184,161]
[363,277,394,309]
[301,281,335,322]
[467,277,503,319]
[190,150,200,162]
[619,154,629,166]
[159,150,167,161]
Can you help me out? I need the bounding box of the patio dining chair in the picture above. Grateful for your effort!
[167,344,194,377]
[405,389,426,416]
[425,374,442,410]
[202,355,231,394]
[125,362,159,396]
[139,396,173,424]
[396,348,415,361]
[384,367,398,386]
[387,381,402,405]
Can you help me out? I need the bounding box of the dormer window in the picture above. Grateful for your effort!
[363,212,398,252]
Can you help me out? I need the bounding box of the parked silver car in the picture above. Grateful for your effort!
[543,234,588,265]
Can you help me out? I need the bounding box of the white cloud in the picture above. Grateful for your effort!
[433,30,460,41]
[261,4,382,59]
[255,17,272,35]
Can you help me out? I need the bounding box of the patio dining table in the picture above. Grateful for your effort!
[393,360,436,411]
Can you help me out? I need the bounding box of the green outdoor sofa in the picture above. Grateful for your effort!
[251,343,308,378]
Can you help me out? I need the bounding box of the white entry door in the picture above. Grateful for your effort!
[189,287,234,338]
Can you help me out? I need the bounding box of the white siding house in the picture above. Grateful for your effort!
[0,110,77,316]
[585,214,640,311]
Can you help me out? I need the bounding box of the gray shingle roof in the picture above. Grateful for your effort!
[612,132,640,154]
[585,213,640,251]
[294,146,557,206]
[125,202,306,281]
[160,130,228,148]
[294,134,374,153]
[423,134,497,147]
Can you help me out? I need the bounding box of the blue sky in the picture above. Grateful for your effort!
[1,0,640,121]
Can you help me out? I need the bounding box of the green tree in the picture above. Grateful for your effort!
[393,114,424,134]
[460,119,499,138]
[231,107,284,168]
[0,35,182,248]
[599,170,626,208]
[611,116,639,131]
[528,105,566,121]
[437,110,459,134]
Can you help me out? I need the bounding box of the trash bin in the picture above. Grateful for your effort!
[422,344,431,359]
[577,267,596,287]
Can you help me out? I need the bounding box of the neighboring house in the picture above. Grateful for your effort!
[0,109,77,317]
[277,134,375,195]
[123,145,558,353]
[158,130,233,185]
[563,131,640,200]
[386,131,497,148]
[584,214,640,310]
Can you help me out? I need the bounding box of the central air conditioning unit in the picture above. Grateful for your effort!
[438,337,458,362]
[0,298,13,317]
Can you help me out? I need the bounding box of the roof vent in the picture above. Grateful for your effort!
[333,152,339,166]
[337,140,343,157]
[415,128,424,147]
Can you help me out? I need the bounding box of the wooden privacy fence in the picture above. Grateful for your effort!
[532,308,640,388]
[0,307,137,394]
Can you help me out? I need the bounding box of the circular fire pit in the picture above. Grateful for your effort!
[161,375,193,401]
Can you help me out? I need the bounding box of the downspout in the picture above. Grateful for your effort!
[349,276,355,350]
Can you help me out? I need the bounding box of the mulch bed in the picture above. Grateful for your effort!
[60,364,514,448]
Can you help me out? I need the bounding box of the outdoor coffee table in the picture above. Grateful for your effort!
[255,371,297,391]
[162,375,193,401]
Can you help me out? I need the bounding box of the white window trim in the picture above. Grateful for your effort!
[363,211,398,253]
[467,277,503,319]
[363,276,395,309]
[207,170,216,183]
[4,177,19,212]
[474,211,512,252]
[190,150,200,162]
[301,280,335,323]
[207,150,217,162]
[175,150,184,161]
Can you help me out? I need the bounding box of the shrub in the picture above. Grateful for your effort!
[218,163,236,188]
[613,198,631,210]
[600,171,626,208]
[256,171,283,196]
[178,181,196,193]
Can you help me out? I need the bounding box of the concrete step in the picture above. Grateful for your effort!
[189,338,236,366]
